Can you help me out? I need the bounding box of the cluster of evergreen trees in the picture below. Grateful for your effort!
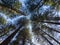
[0,0,60,45]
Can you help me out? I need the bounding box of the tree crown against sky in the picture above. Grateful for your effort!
[0,0,60,45]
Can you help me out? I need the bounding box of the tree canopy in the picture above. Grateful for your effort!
[0,0,60,45]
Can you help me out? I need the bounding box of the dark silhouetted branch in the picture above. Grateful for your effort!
[40,20,60,25]
[0,25,22,45]
[45,17,60,20]
[40,29,60,44]
[44,25,60,33]
[33,0,44,11]
[40,34,53,45]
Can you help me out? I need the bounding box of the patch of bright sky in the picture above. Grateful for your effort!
[39,5,50,14]
[0,13,25,25]
[0,13,12,23]
[19,0,26,7]
[58,11,60,16]
[39,5,60,17]
[54,11,60,17]
[42,5,50,10]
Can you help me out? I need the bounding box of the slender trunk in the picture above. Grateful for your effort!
[22,38,25,45]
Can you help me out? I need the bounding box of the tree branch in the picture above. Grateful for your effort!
[40,20,60,25]
[0,3,25,15]
[44,25,60,33]
[40,29,60,44]
[33,0,44,11]
[40,34,53,45]
[0,25,22,45]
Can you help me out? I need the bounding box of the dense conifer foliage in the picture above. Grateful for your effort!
[0,0,60,45]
